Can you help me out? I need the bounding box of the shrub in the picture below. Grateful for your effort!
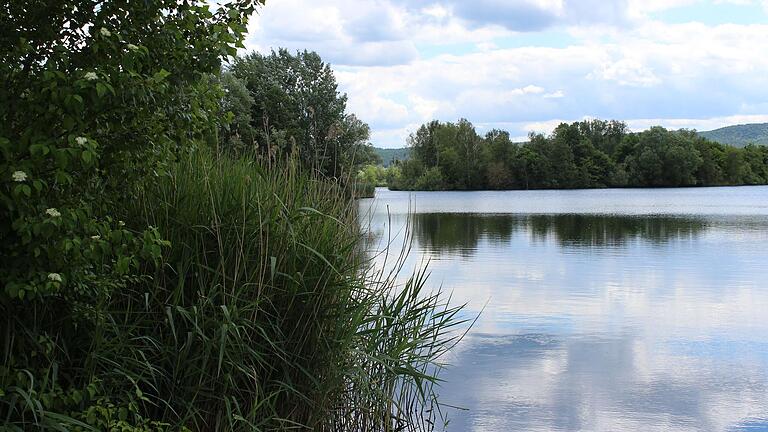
[414,167,446,191]
[0,1,259,429]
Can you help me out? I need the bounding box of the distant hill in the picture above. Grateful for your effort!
[374,147,409,167]
[698,123,768,147]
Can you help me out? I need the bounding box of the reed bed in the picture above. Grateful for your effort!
[99,150,468,431]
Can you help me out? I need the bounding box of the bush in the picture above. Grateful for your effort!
[414,167,446,191]
[357,164,388,187]
[0,1,259,429]
[385,165,404,190]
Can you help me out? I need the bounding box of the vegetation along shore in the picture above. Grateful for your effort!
[1,1,466,431]
[373,119,768,191]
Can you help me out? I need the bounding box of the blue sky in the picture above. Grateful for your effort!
[243,0,768,147]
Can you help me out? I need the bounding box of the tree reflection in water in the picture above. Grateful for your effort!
[411,213,707,256]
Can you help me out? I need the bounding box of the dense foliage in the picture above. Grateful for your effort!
[221,49,379,177]
[1,1,463,431]
[390,119,768,190]
[1,1,256,429]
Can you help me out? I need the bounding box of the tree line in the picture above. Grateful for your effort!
[388,119,768,190]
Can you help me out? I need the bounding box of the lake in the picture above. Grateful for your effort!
[359,186,768,432]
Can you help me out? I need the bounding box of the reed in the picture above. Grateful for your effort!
[0,147,467,430]
[107,149,468,430]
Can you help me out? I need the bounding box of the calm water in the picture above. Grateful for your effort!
[359,186,768,432]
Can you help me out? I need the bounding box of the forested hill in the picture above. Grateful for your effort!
[698,123,768,147]
[374,147,410,166]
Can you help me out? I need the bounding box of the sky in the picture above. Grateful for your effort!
[241,0,768,148]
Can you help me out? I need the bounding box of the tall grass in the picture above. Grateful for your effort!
[0,148,467,430]
[105,149,467,430]
[351,181,376,199]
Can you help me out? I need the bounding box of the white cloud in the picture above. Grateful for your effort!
[595,57,661,87]
[544,90,565,98]
[242,0,768,147]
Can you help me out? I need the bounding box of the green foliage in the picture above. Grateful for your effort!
[225,50,374,177]
[388,159,424,191]
[2,3,468,431]
[357,164,388,187]
[354,164,388,197]
[414,167,446,191]
[123,151,465,430]
[385,165,404,190]
[1,4,466,431]
[0,0,260,429]
[392,118,768,190]
[219,72,257,152]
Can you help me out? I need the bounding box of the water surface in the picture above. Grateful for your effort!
[359,186,768,432]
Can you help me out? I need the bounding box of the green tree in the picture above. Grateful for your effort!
[229,49,365,176]
[724,146,751,183]
[694,137,726,185]
[408,120,441,167]
[576,119,628,158]
[392,118,767,191]
[220,72,257,152]
[482,129,516,189]
[517,136,553,189]
[415,166,446,190]
[743,144,768,183]
[333,113,376,174]
[625,127,702,186]
[0,0,258,428]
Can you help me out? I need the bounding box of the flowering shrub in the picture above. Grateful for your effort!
[0,1,258,429]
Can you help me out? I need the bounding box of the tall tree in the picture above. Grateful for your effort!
[228,49,367,176]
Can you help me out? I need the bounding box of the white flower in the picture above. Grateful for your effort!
[126,43,139,51]
[84,72,98,81]
[47,273,62,282]
[100,27,111,37]
[118,220,125,227]
[45,208,61,218]
[91,235,101,240]
[75,137,88,145]
[12,170,28,182]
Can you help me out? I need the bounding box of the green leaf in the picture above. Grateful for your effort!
[96,82,107,98]
[6,283,18,299]
[153,69,171,82]
[116,256,131,274]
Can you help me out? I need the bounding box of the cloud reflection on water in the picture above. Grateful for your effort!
[360,188,768,431]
